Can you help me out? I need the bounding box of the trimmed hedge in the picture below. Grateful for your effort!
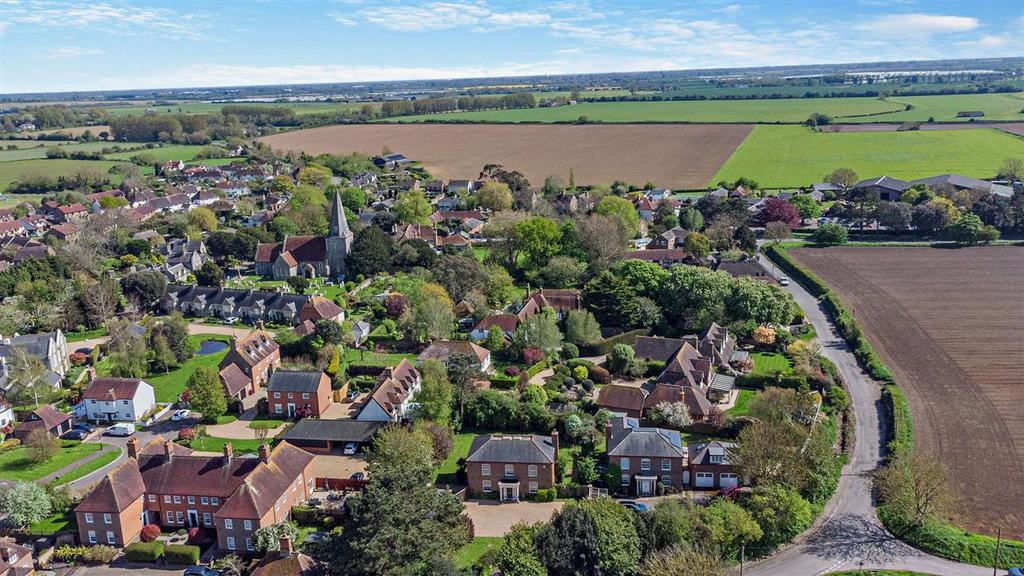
[163,544,200,566]
[488,373,518,389]
[292,505,318,526]
[124,541,164,563]
[578,328,650,356]
[525,360,549,379]
[883,384,913,456]
[535,488,556,502]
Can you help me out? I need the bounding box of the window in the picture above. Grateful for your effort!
[504,464,514,478]
[203,513,211,525]
[273,392,280,398]
[244,520,252,531]
[124,413,131,419]
[302,393,309,399]
[226,537,236,550]
[528,465,537,478]
[661,459,671,471]
[528,481,538,494]
[107,531,115,544]
[164,495,171,503]
[211,497,219,506]
[103,514,112,524]
[122,400,129,405]
[187,496,195,504]
[84,513,94,523]
[224,519,233,529]
[482,480,492,493]
[662,475,671,485]
[275,404,282,414]
[287,393,293,399]
[201,497,209,505]
[88,531,96,544]
[621,474,630,485]
[710,455,722,464]
[641,459,651,471]
[481,464,491,476]
[148,495,156,503]
[173,496,181,504]
[166,511,174,523]
[176,511,183,524]
[620,458,630,471]
[246,538,254,551]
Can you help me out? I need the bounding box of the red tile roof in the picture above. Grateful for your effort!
[76,459,146,513]
[82,377,145,401]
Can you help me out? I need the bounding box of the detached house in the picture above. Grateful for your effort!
[12,405,72,441]
[465,433,558,501]
[219,326,280,411]
[356,359,421,422]
[418,340,492,373]
[267,371,332,418]
[605,414,687,495]
[82,377,157,423]
[851,176,910,202]
[689,440,739,489]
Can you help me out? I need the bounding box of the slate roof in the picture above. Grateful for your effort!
[689,440,735,466]
[633,336,685,363]
[853,176,911,192]
[280,419,385,444]
[466,434,556,464]
[268,371,327,393]
[607,420,685,459]
[910,174,1013,197]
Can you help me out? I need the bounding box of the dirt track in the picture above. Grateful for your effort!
[791,246,1024,537]
[258,123,752,189]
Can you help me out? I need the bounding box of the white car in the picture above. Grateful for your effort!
[171,409,191,421]
[343,442,357,455]
[107,423,135,437]
[779,276,790,286]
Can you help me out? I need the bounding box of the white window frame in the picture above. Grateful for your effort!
[504,464,514,478]
[246,538,254,551]
[482,480,492,493]
[224,519,233,529]
[244,520,252,531]
[528,465,537,478]
[106,531,115,544]
[164,495,171,503]
[166,511,174,523]
[621,474,630,486]
[201,497,209,505]
[640,458,651,471]
[302,393,309,399]
[148,495,156,503]
[84,513,93,523]
[211,497,219,505]
[620,458,630,471]
[661,459,671,471]
[661,474,671,485]
[187,496,195,504]
[176,511,183,524]
[275,404,282,414]
[481,464,491,476]
[528,481,538,494]
[103,513,112,524]
[203,512,211,525]
[173,496,181,504]
[226,537,235,550]
[88,531,96,544]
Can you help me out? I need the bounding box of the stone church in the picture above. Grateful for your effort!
[255,191,354,280]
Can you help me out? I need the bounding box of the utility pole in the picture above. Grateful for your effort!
[993,526,1002,576]
[739,544,745,576]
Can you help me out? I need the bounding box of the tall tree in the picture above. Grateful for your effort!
[477,181,513,212]
[594,196,640,238]
[825,168,858,189]
[512,309,563,357]
[187,367,227,423]
[0,482,51,528]
[564,309,602,346]
[578,215,627,272]
[347,226,395,277]
[394,191,432,224]
[415,359,453,424]
[194,261,224,287]
[514,217,562,268]
[3,347,58,406]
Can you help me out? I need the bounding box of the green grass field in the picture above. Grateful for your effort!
[0,141,141,162]
[103,144,207,162]
[434,432,475,484]
[883,92,1024,123]
[712,126,1024,187]
[95,334,230,403]
[101,100,375,117]
[0,158,127,191]
[727,388,756,418]
[342,348,416,367]
[389,96,906,124]
[0,440,103,482]
[0,193,44,208]
[455,537,501,569]
[53,447,122,484]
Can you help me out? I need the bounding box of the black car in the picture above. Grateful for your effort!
[183,567,219,576]
[62,429,88,440]
[73,422,96,433]
[350,472,365,480]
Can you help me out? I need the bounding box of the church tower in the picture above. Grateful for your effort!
[326,191,354,278]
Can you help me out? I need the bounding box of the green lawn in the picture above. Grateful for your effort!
[214,415,238,425]
[712,126,1024,188]
[187,436,266,455]
[434,433,475,484]
[389,97,906,124]
[104,144,208,162]
[66,326,107,342]
[249,419,284,429]
[0,158,128,192]
[30,510,77,536]
[53,447,121,484]
[101,100,375,117]
[0,141,144,162]
[0,441,103,482]
[95,334,230,403]
[726,388,756,418]
[750,352,792,376]
[342,348,416,367]
[455,537,501,569]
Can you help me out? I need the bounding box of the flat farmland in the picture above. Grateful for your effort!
[259,123,752,188]
[0,159,126,191]
[712,126,1024,187]
[790,246,1024,537]
[101,101,376,117]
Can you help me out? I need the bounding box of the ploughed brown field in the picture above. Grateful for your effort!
[791,246,1024,537]
[258,124,753,189]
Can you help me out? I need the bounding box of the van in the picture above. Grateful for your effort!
[107,423,136,437]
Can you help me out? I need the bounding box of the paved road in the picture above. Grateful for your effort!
[747,254,990,575]
[67,417,189,495]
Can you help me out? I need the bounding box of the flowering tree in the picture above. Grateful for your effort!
[753,325,776,345]
[755,198,801,228]
[649,402,693,429]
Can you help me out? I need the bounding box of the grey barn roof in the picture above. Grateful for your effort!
[279,419,385,444]
[268,371,324,393]
[466,434,555,464]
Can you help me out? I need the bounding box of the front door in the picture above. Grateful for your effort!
[499,484,519,502]
[287,403,296,417]
[638,479,654,496]
[187,510,199,527]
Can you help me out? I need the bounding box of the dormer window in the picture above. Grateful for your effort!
[710,455,722,464]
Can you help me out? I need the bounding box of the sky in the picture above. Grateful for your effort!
[1,0,1022,94]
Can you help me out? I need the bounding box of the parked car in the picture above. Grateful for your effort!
[171,409,191,421]
[73,422,96,433]
[62,429,88,440]
[619,500,649,513]
[1008,569,1024,576]
[778,276,790,286]
[343,442,357,455]
[224,316,239,324]
[347,390,360,402]
[183,567,219,576]
[350,472,365,480]
[106,423,135,437]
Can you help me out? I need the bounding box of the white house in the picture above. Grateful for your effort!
[0,401,13,431]
[81,377,157,423]
[356,359,422,422]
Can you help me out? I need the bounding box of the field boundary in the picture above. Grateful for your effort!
[763,243,1024,567]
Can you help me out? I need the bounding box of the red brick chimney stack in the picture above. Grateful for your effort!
[126,437,139,460]
[163,439,173,460]
[223,442,233,462]
[279,535,292,554]
[258,443,270,464]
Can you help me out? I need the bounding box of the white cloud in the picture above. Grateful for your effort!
[329,11,357,25]
[2,1,205,38]
[722,4,742,15]
[41,45,105,59]
[855,13,978,37]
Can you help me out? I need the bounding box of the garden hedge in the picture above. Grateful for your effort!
[291,505,318,526]
[578,328,650,356]
[163,544,200,566]
[124,541,164,563]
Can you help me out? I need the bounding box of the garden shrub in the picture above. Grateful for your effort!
[0,438,21,454]
[140,523,161,542]
[54,545,86,563]
[83,546,118,564]
[561,342,579,360]
[535,488,556,502]
[565,358,595,370]
[589,366,611,384]
[292,505,318,526]
[125,541,164,563]
[163,544,200,565]
[322,515,336,529]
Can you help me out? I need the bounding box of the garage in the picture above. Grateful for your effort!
[719,473,738,489]
[695,472,714,488]
[278,419,384,453]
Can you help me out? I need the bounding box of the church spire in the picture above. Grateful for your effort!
[329,190,351,238]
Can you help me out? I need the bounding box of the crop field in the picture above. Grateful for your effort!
[103,144,207,162]
[22,125,110,137]
[790,246,1024,537]
[0,141,140,162]
[260,123,752,188]
[388,96,906,124]
[101,101,375,117]
[0,159,126,191]
[711,126,1024,187]
[883,92,1024,123]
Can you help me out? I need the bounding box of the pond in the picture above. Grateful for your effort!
[197,339,228,355]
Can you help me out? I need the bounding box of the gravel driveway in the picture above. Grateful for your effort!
[463,500,564,537]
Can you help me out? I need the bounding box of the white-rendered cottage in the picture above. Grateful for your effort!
[82,377,157,423]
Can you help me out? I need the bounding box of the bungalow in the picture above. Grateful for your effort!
[219,325,280,412]
[605,414,687,495]
[356,359,422,422]
[267,371,332,418]
[910,174,1013,198]
[465,432,558,501]
[716,258,775,283]
[82,377,157,423]
[851,176,910,202]
[12,405,72,441]
[418,340,491,373]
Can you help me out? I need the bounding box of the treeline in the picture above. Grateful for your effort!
[220,105,300,126]
[554,83,1022,103]
[380,93,536,117]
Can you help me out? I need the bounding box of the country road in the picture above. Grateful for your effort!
[747,253,991,575]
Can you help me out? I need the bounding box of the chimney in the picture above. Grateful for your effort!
[279,535,293,554]
[550,430,559,460]
[87,366,96,382]
[163,439,173,460]
[257,320,265,331]
[605,422,613,451]
[223,442,233,462]
[258,443,270,464]
[126,437,139,460]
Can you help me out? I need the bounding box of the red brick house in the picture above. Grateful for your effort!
[298,296,344,325]
[219,325,280,411]
[605,414,687,496]
[0,537,35,576]
[76,438,315,552]
[688,440,739,490]
[267,371,332,418]
[465,433,558,501]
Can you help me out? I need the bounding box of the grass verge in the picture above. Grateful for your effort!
[54,447,122,484]
[455,537,501,569]
[0,441,102,482]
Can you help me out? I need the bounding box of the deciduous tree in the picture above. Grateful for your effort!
[187,367,227,423]
[477,181,513,211]
[0,482,51,527]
